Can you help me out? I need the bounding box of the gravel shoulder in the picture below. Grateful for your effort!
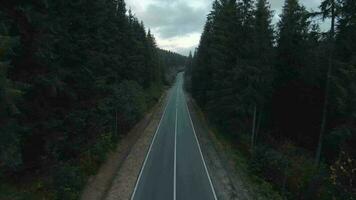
[186,94,253,200]
[80,90,169,200]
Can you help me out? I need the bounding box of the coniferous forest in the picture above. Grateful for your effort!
[1,0,356,199]
[186,0,355,199]
[0,0,186,199]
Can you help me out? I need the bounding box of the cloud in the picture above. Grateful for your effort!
[270,0,324,22]
[158,33,201,55]
[141,2,207,39]
[125,0,325,56]
[126,0,210,39]
[126,0,211,55]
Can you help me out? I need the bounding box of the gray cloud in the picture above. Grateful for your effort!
[140,1,208,39]
[270,0,323,17]
[126,0,325,55]
[270,0,328,30]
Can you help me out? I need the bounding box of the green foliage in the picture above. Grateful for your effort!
[190,0,274,137]
[158,49,187,85]
[115,80,147,128]
[324,126,353,160]
[0,28,23,172]
[250,143,335,200]
[330,151,356,199]
[53,163,85,200]
[0,121,22,170]
[189,0,356,199]
[216,131,283,200]
[80,132,117,176]
[0,0,186,198]
[0,182,52,200]
[251,146,288,185]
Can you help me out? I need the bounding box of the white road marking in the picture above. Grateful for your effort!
[131,76,217,200]
[174,108,177,200]
[174,85,178,200]
[183,92,218,200]
[130,88,173,200]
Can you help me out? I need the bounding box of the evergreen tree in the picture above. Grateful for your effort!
[276,0,310,82]
[332,0,356,158]
[253,0,274,62]
[315,0,340,165]
[249,0,274,149]
[0,0,184,198]
[272,0,320,146]
[189,0,355,198]
[204,0,239,129]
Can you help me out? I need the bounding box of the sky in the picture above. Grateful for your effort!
[125,0,325,56]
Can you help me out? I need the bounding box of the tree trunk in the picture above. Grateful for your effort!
[251,104,257,151]
[255,109,263,145]
[115,107,118,135]
[316,0,335,166]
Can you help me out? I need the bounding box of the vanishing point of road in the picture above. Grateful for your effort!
[131,73,217,200]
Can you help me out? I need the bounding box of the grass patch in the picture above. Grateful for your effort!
[208,125,283,200]
[232,149,283,200]
[0,131,119,200]
[0,178,55,200]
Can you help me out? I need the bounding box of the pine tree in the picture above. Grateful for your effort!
[0,1,171,197]
[249,0,274,150]
[254,0,274,61]
[239,0,256,58]
[277,0,310,79]
[190,0,355,198]
[315,0,341,165]
[333,0,356,156]
[205,0,239,127]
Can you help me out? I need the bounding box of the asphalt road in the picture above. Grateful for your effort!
[131,73,217,200]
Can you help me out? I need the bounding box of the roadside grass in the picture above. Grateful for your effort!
[192,103,282,200]
[212,130,283,200]
[190,96,351,200]
[0,178,55,200]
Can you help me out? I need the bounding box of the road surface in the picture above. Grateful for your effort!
[131,73,217,200]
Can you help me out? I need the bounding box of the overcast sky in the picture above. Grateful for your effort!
[125,0,325,56]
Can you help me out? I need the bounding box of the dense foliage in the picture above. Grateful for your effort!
[187,0,356,199]
[0,0,184,199]
[158,49,188,84]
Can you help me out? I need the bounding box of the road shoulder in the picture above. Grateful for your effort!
[185,94,252,200]
[80,90,169,200]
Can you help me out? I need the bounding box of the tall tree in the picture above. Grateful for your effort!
[0,0,178,198]
[273,0,315,146]
[249,0,274,149]
[189,0,355,198]
[315,0,340,165]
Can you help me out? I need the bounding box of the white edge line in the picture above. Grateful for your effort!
[174,107,177,200]
[183,92,218,200]
[174,85,179,200]
[130,89,172,200]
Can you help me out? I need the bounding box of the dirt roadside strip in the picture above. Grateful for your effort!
[80,90,169,200]
[186,94,252,200]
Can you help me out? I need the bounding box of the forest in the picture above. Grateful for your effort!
[0,0,186,199]
[186,0,355,199]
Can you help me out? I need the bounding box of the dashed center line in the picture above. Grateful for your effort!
[174,84,178,200]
